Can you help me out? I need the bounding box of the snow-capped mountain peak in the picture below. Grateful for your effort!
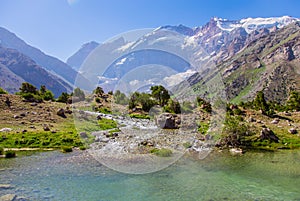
[215,16,299,33]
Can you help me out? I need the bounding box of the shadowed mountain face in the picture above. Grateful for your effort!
[0,46,72,96]
[0,27,92,90]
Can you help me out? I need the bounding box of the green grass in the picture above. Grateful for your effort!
[150,148,173,157]
[98,118,118,130]
[129,113,150,119]
[198,122,209,134]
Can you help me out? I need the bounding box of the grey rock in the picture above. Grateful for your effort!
[271,119,279,124]
[0,194,16,201]
[80,132,88,138]
[288,128,297,134]
[56,108,66,118]
[260,128,279,142]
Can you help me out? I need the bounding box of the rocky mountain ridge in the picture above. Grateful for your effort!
[0,46,72,96]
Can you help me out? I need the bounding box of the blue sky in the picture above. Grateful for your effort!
[0,0,300,61]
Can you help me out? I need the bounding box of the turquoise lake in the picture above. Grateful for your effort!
[1,150,300,201]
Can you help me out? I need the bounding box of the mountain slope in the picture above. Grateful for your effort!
[67,41,99,71]
[0,46,72,96]
[0,27,92,90]
[177,22,300,103]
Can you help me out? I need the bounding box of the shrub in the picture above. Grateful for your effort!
[164,99,181,114]
[129,113,150,119]
[61,146,73,153]
[73,87,85,101]
[97,107,112,114]
[0,87,8,94]
[79,145,86,150]
[43,90,55,101]
[57,92,70,103]
[0,147,4,155]
[5,150,16,158]
[95,97,101,103]
[98,118,117,130]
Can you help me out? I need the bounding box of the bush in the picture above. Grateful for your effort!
[98,118,117,130]
[129,113,150,119]
[0,147,4,155]
[5,150,16,158]
[43,90,55,101]
[57,92,70,103]
[61,146,73,153]
[150,148,172,157]
[0,87,8,94]
[164,99,181,114]
[79,145,86,150]
[96,107,112,114]
[221,115,253,147]
[73,87,85,101]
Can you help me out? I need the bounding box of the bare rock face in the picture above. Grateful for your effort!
[156,113,180,129]
[260,128,279,142]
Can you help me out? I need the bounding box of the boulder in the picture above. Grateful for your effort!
[156,113,180,129]
[30,102,37,106]
[260,128,279,142]
[0,128,12,132]
[288,128,297,134]
[271,119,279,124]
[0,184,13,189]
[43,124,50,131]
[80,132,88,138]
[0,194,16,201]
[56,108,66,118]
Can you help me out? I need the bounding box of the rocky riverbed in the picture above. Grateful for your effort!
[73,109,217,173]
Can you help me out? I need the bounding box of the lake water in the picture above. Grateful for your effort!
[0,150,300,201]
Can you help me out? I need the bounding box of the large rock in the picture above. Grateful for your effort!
[260,128,279,142]
[0,128,12,132]
[56,108,66,118]
[288,128,297,134]
[0,194,16,201]
[156,113,180,129]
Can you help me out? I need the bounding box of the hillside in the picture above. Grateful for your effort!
[0,46,72,96]
[0,27,92,90]
[175,22,300,104]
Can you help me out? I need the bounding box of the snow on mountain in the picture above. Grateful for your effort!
[215,16,299,33]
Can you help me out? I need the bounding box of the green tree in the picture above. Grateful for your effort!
[196,97,212,113]
[57,92,70,103]
[19,82,38,94]
[164,99,181,114]
[128,92,140,109]
[286,91,300,111]
[139,93,157,112]
[93,86,104,97]
[43,90,55,101]
[253,91,269,115]
[40,85,46,94]
[73,87,85,101]
[150,85,170,106]
[114,90,128,105]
